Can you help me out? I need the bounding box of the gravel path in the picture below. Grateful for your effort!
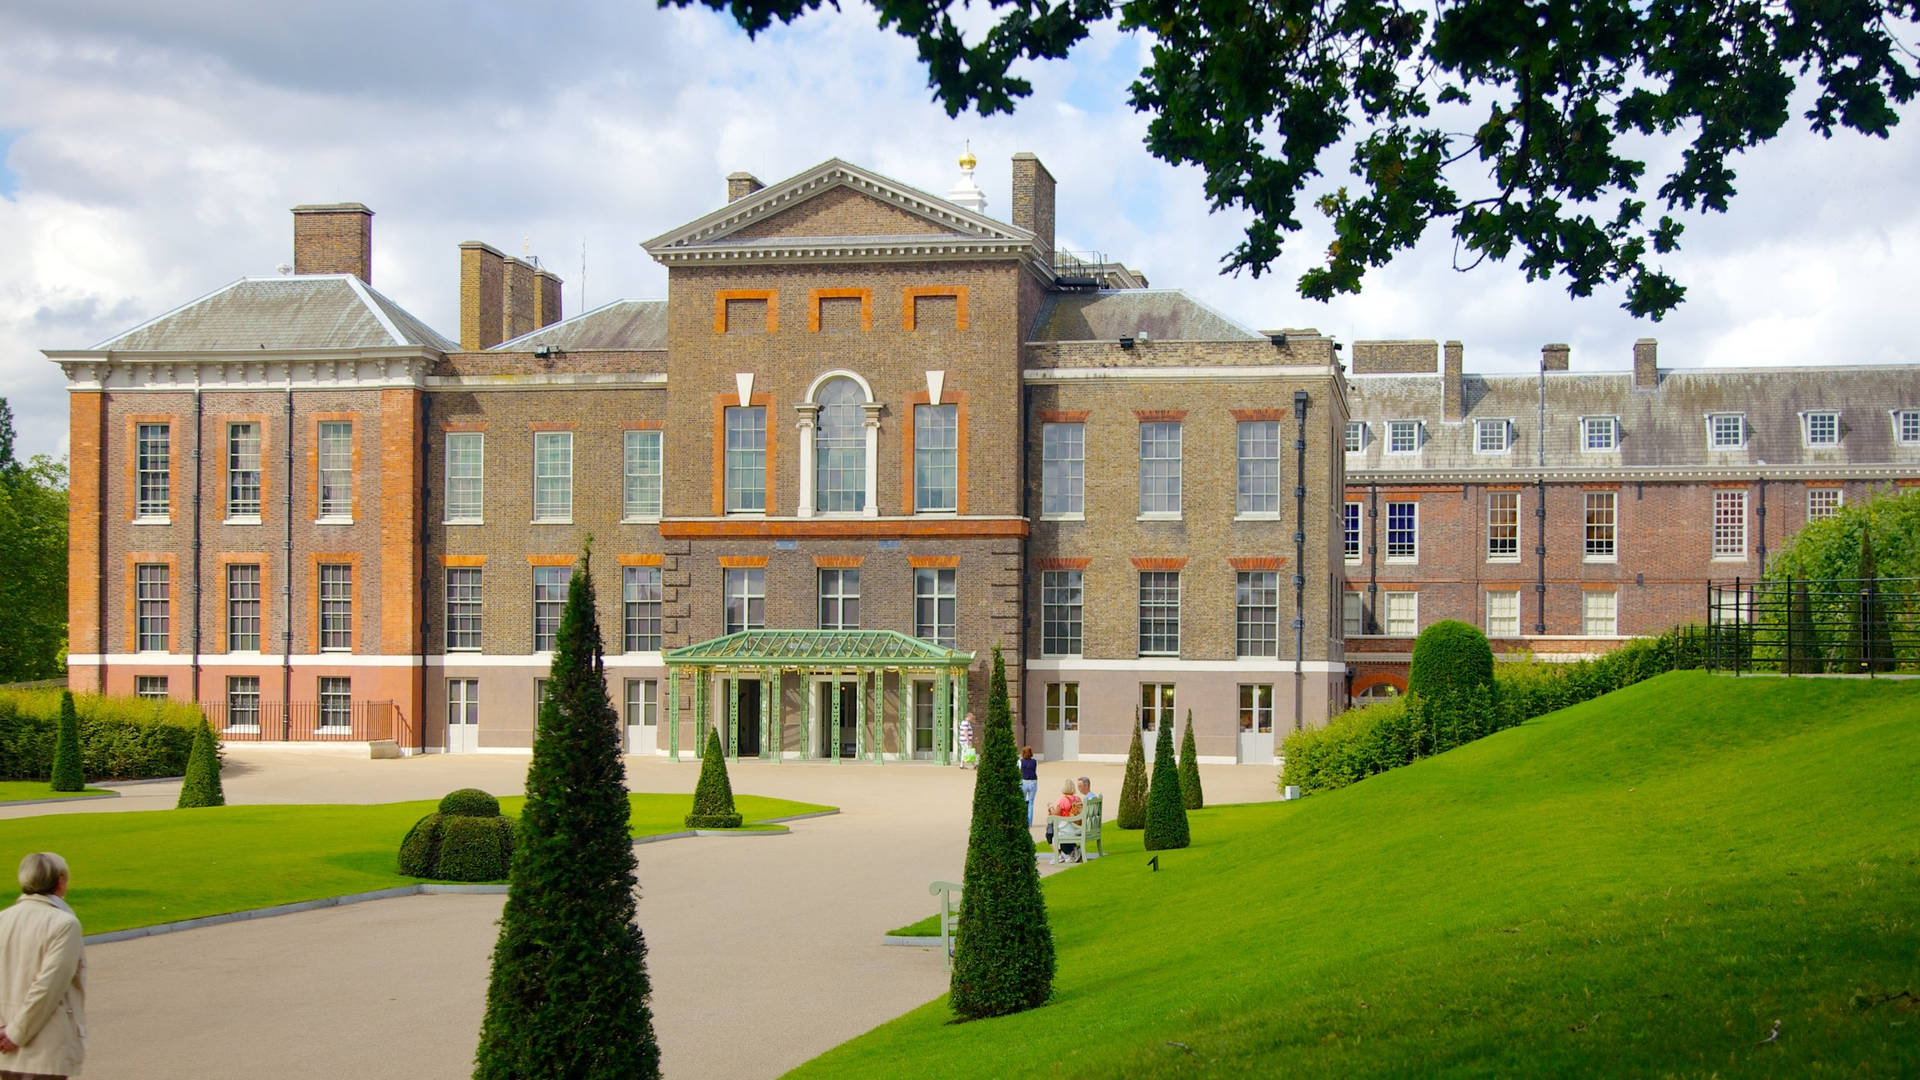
[33,749,1282,1078]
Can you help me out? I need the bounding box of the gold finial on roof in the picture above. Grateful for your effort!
[958,141,977,171]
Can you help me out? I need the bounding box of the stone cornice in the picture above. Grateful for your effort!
[649,236,1035,267]
[1348,463,1920,485]
[48,349,439,392]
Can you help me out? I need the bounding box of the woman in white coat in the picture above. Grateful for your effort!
[0,853,86,1079]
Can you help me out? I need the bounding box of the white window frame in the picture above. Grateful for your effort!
[1712,490,1748,560]
[532,431,573,523]
[1582,590,1619,637]
[1807,487,1843,521]
[1486,490,1520,562]
[1137,421,1183,519]
[226,562,261,653]
[317,676,352,731]
[1385,500,1418,562]
[1040,570,1083,657]
[135,563,170,652]
[1895,409,1920,446]
[1343,421,1365,453]
[135,422,171,521]
[724,567,766,634]
[624,566,663,651]
[1384,591,1419,637]
[533,566,568,651]
[225,675,261,733]
[1474,418,1512,454]
[817,567,860,631]
[623,429,663,521]
[1581,416,1620,452]
[1238,683,1274,734]
[317,421,353,522]
[1137,682,1176,732]
[1235,570,1279,658]
[811,376,869,515]
[1235,420,1281,518]
[226,422,262,522]
[1342,591,1364,638]
[914,567,957,647]
[625,678,660,728]
[1040,422,1084,519]
[446,567,482,651]
[1137,571,1181,656]
[913,403,959,514]
[1583,490,1618,562]
[724,406,768,514]
[444,432,484,524]
[1045,682,1080,731]
[1386,419,1421,455]
[135,675,169,701]
[1707,412,1746,451]
[1343,501,1362,563]
[318,563,353,651]
[1486,590,1520,637]
[1801,410,1840,448]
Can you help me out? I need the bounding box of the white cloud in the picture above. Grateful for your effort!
[2,5,1916,462]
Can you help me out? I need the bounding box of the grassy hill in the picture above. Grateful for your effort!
[796,672,1920,1078]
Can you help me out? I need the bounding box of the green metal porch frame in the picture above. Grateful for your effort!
[663,630,974,765]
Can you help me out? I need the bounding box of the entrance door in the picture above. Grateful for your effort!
[1041,682,1079,761]
[724,679,763,759]
[815,681,856,759]
[623,678,657,756]
[446,679,479,753]
[1139,682,1175,762]
[1236,683,1275,763]
[912,681,936,759]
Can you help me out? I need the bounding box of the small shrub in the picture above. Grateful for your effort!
[49,691,83,792]
[1177,710,1203,810]
[685,728,743,829]
[175,719,224,808]
[1143,722,1189,851]
[400,789,514,881]
[440,788,501,817]
[1115,725,1148,829]
[1408,620,1495,702]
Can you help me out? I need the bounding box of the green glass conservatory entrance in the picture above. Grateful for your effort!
[664,630,975,764]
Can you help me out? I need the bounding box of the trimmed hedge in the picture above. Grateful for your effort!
[1407,620,1494,702]
[1282,632,1683,795]
[0,689,199,781]
[440,788,502,818]
[399,789,515,881]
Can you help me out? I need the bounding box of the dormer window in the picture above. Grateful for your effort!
[1708,413,1746,450]
[1899,409,1920,445]
[1802,410,1840,447]
[1474,419,1511,454]
[1387,419,1422,454]
[1344,421,1365,453]
[1582,416,1619,452]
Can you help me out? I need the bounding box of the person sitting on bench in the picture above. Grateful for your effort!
[1049,780,1083,864]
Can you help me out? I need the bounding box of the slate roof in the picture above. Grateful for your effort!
[497,300,667,351]
[1027,289,1262,343]
[92,275,456,353]
[1346,366,1920,475]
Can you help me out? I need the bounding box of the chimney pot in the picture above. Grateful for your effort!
[291,203,374,284]
[727,172,765,203]
[1633,337,1659,389]
[1443,341,1465,420]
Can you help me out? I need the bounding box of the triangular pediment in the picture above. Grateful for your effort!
[643,159,1034,263]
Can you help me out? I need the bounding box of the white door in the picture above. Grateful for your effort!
[447,679,479,754]
[1236,683,1276,763]
[912,681,936,760]
[1139,682,1175,762]
[624,678,658,756]
[1040,681,1080,761]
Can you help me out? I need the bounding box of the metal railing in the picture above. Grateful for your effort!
[201,700,397,741]
[1705,577,1919,675]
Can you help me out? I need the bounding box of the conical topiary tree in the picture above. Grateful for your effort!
[476,553,658,1079]
[1846,531,1896,673]
[1115,724,1148,829]
[176,719,224,807]
[685,728,743,829]
[1177,709,1204,810]
[1143,719,1190,851]
[951,645,1054,1020]
[49,690,83,792]
[1784,577,1824,674]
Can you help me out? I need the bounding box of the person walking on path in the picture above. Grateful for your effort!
[0,853,86,1080]
[957,713,977,769]
[1018,747,1039,824]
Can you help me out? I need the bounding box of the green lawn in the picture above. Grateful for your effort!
[0,793,828,935]
[799,672,1920,1079]
[0,782,115,803]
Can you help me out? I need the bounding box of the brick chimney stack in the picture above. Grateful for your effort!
[1443,341,1464,420]
[502,257,537,343]
[1011,152,1056,266]
[292,203,373,283]
[1542,343,1570,371]
[535,270,563,331]
[459,242,506,351]
[1633,338,1659,389]
[727,173,764,202]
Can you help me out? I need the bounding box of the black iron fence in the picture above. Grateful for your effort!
[1705,577,1919,675]
[200,699,399,741]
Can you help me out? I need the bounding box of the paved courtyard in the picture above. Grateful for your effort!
[12,748,1284,1079]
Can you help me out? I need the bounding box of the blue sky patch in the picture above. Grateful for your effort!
[0,131,18,198]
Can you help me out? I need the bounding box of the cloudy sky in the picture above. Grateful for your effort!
[3,3,1917,461]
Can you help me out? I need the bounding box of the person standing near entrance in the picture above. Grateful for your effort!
[1019,746,1039,824]
[957,713,977,768]
[0,853,86,1080]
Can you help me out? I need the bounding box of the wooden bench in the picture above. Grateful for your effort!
[929,880,962,970]
[1048,794,1103,863]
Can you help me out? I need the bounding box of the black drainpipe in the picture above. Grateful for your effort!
[1366,483,1380,634]
[418,388,433,755]
[1534,360,1548,633]
[1291,390,1310,732]
[1756,477,1768,574]
[189,383,204,703]
[282,377,295,740]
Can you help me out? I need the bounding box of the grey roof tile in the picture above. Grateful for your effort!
[496,300,667,351]
[93,276,454,352]
[1028,289,1262,343]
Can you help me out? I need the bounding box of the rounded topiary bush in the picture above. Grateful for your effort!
[1407,620,1495,701]
[400,789,514,881]
[440,787,501,818]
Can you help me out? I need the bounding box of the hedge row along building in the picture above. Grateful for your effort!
[49,153,1920,759]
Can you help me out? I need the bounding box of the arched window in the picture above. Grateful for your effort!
[814,377,866,513]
